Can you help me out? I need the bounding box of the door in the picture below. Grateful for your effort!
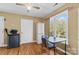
[0,16,4,47]
[21,19,33,44]
[37,23,44,44]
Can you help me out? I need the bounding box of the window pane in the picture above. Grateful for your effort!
[55,11,68,38]
[50,10,68,44]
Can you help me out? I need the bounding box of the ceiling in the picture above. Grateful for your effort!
[0,3,65,18]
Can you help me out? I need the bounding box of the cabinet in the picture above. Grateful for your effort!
[8,34,20,48]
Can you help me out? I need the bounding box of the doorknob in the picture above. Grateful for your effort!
[21,32,23,34]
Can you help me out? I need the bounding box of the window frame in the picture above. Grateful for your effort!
[49,10,68,45]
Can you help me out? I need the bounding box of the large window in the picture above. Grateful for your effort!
[50,10,68,44]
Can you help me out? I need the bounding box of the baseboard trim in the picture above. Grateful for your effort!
[20,40,36,45]
[0,44,7,47]
[0,41,37,47]
[56,47,72,55]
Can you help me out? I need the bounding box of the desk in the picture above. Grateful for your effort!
[48,37,66,55]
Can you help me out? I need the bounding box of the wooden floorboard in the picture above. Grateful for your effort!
[0,43,64,55]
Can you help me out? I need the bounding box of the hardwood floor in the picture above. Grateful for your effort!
[0,43,64,55]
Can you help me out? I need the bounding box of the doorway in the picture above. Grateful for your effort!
[37,23,45,44]
[21,19,33,44]
[0,16,4,47]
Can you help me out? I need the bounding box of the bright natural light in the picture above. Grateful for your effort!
[50,10,68,44]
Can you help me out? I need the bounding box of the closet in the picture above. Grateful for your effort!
[0,16,4,47]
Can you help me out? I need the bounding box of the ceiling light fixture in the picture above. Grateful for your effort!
[16,3,40,12]
[24,3,32,12]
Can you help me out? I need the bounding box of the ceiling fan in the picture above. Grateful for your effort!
[16,3,40,12]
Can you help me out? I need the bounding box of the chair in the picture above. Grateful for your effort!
[41,35,48,47]
[41,35,49,54]
[41,35,54,55]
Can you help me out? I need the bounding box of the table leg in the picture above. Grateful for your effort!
[54,43,56,55]
[65,40,66,55]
